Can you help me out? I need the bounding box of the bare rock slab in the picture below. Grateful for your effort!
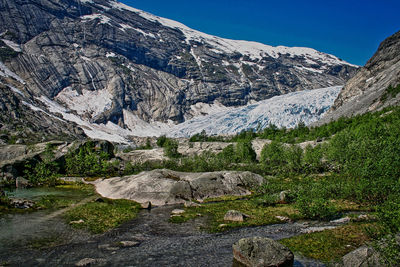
[233,237,294,267]
[94,169,264,206]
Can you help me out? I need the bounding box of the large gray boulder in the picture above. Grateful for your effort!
[232,237,294,267]
[341,246,382,267]
[94,169,264,206]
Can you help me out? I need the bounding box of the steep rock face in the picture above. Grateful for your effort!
[0,0,357,133]
[319,31,400,124]
[0,81,85,143]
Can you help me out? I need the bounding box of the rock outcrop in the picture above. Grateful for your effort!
[94,169,264,205]
[232,237,294,267]
[0,0,357,141]
[319,30,400,124]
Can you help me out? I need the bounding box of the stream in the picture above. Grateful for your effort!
[0,189,327,266]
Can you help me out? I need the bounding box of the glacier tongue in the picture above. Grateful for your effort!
[165,86,342,137]
[30,86,341,143]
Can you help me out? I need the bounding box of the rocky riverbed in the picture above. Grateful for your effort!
[0,202,329,266]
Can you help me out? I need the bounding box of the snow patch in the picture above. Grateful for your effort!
[8,85,24,96]
[1,39,21,52]
[38,96,129,143]
[123,110,170,137]
[55,87,113,117]
[106,52,116,58]
[81,14,111,25]
[295,66,324,74]
[0,62,25,84]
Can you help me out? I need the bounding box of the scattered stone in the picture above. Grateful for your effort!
[224,210,249,222]
[341,246,382,267]
[184,201,201,208]
[279,190,289,203]
[140,201,151,209]
[233,237,294,267]
[15,139,24,144]
[330,216,351,224]
[275,216,291,222]
[15,177,29,188]
[301,226,337,234]
[118,241,140,247]
[218,224,227,228]
[10,198,35,209]
[75,258,107,266]
[70,219,84,224]
[171,209,185,215]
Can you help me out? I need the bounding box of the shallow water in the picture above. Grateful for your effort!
[0,201,326,266]
[1,187,92,253]
[5,187,85,200]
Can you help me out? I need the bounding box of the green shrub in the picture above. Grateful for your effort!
[23,144,59,186]
[236,140,257,163]
[156,135,168,147]
[65,141,114,177]
[296,195,337,220]
[260,141,286,173]
[163,139,180,158]
[380,84,400,103]
[326,109,400,204]
[284,145,303,174]
[303,144,325,173]
[377,195,400,233]
[295,182,337,220]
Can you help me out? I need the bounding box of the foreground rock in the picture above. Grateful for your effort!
[233,237,294,267]
[94,169,264,206]
[340,246,382,267]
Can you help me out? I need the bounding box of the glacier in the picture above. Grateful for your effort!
[31,85,341,143]
[166,86,342,137]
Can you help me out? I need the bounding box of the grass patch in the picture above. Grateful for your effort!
[64,198,141,234]
[280,223,377,262]
[170,199,301,232]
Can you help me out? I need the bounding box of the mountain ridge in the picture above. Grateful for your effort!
[0,0,358,143]
[317,30,400,124]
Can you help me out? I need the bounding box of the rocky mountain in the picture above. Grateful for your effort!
[0,0,358,142]
[318,30,400,124]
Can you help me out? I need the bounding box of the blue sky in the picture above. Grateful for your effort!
[119,0,399,66]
